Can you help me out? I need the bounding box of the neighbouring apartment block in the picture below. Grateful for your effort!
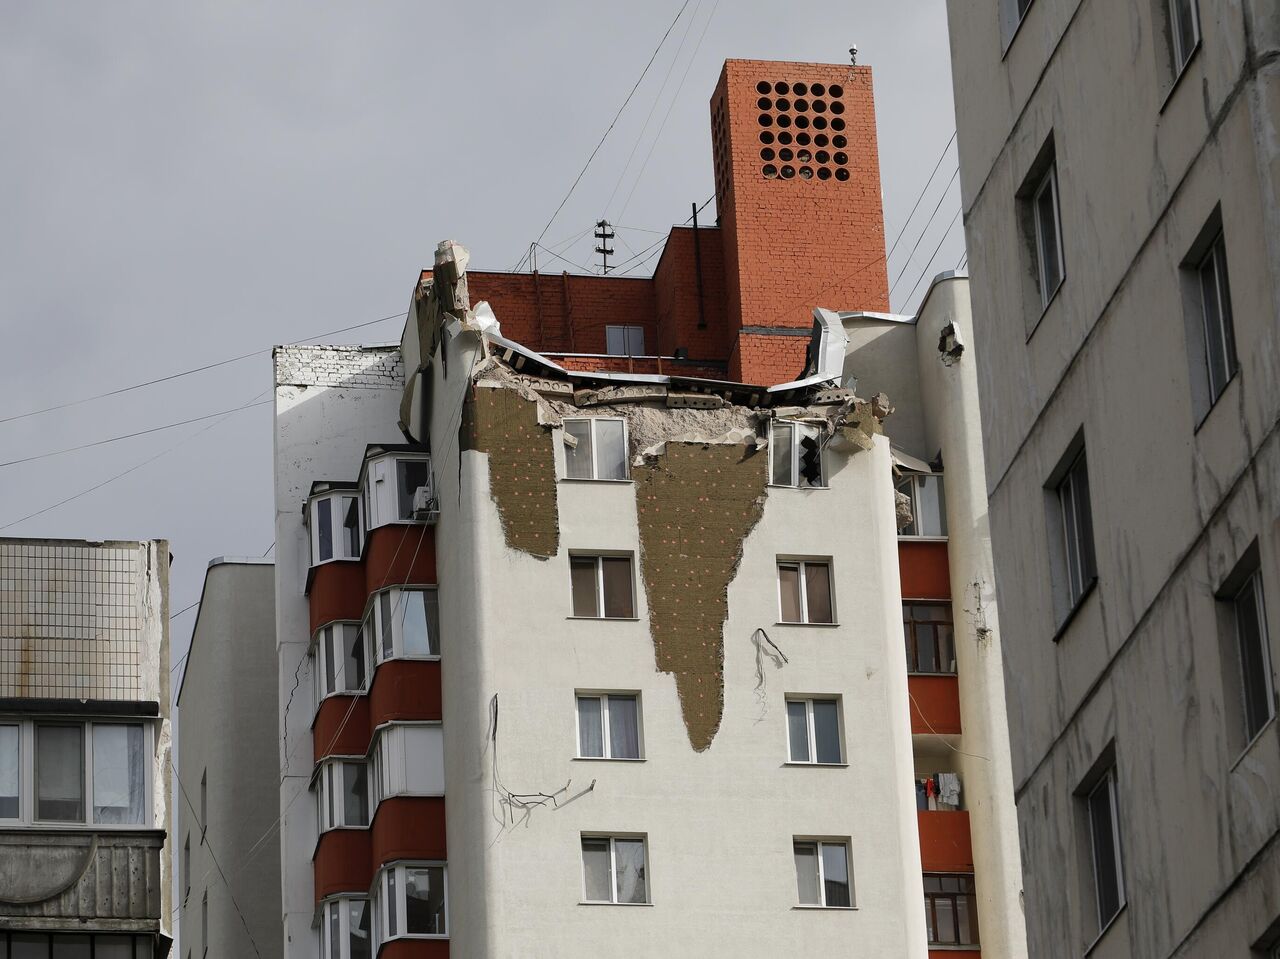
[271,59,1028,958]
[176,558,281,959]
[947,1,1280,957]
[0,537,172,958]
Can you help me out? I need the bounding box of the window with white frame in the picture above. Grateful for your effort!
[374,863,448,940]
[605,325,645,357]
[1054,447,1097,611]
[1169,0,1200,73]
[778,560,834,625]
[581,835,648,904]
[369,724,445,812]
[361,454,434,529]
[1085,765,1125,932]
[786,698,842,764]
[0,720,151,827]
[1229,568,1275,743]
[896,473,947,537]
[771,421,825,488]
[563,418,629,481]
[1031,163,1065,306]
[315,622,367,700]
[317,760,368,831]
[576,694,642,760]
[369,587,440,664]
[322,897,372,959]
[569,555,635,619]
[794,839,852,907]
[1196,229,1238,405]
[309,492,362,566]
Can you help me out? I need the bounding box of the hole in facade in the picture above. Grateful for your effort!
[759,131,774,144]
[762,164,779,178]
[758,114,773,127]
[831,101,845,115]
[829,84,843,97]
[835,167,850,181]
[831,117,845,131]
[778,147,794,161]
[794,98,809,112]
[776,97,790,111]
[758,97,772,110]
[811,82,826,95]
[833,134,847,148]
[795,115,810,129]
[777,131,792,144]
[781,165,796,179]
[815,133,829,147]
[816,150,830,163]
[834,151,848,165]
[760,147,775,161]
[777,114,791,127]
[817,167,832,180]
[793,81,808,95]
[799,166,814,179]
[813,116,828,130]
[774,81,789,94]
[812,99,827,113]
[797,148,813,162]
[756,80,771,94]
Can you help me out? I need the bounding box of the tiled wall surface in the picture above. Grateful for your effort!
[0,540,157,699]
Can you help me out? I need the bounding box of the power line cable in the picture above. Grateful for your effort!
[0,399,272,469]
[511,0,695,273]
[888,166,959,301]
[901,207,964,310]
[0,310,405,427]
[885,130,956,267]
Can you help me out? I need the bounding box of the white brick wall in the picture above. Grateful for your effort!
[272,345,404,389]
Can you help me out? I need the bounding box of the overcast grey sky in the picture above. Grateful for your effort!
[0,0,962,675]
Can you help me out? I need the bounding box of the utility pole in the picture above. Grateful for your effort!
[594,220,615,274]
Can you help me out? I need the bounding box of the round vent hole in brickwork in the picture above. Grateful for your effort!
[833,134,847,148]
[831,101,845,115]
[815,150,830,163]
[817,167,832,180]
[758,114,772,127]
[777,147,793,161]
[756,80,771,94]
[829,84,843,97]
[835,168,850,181]
[812,99,827,113]
[831,117,846,131]
[797,148,812,162]
[812,116,828,130]
[760,147,775,161]
[811,82,826,96]
[793,81,808,95]
[794,98,809,112]
[796,132,811,145]
[759,131,774,144]
[777,131,792,145]
[762,163,779,178]
[776,114,791,128]
[815,133,829,147]
[758,97,772,110]
[799,166,814,179]
[795,115,810,129]
[780,165,795,179]
[774,81,789,94]
[834,152,849,165]
[775,97,790,111]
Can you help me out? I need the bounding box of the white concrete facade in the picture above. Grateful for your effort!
[947,1,1280,955]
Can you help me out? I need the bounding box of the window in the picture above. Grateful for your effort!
[309,493,362,566]
[569,555,635,618]
[581,835,648,904]
[904,603,956,674]
[318,761,369,831]
[1169,0,1200,72]
[0,723,18,819]
[376,863,447,939]
[786,698,842,764]
[201,890,208,956]
[777,560,834,624]
[896,473,947,537]
[316,622,367,699]
[1196,230,1238,405]
[1086,766,1125,932]
[1,934,155,958]
[93,724,145,824]
[1230,569,1275,743]
[361,454,434,529]
[1032,164,1065,306]
[924,874,980,946]
[199,769,207,839]
[605,325,645,356]
[576,694,642,759]
[36,724,83,823]
[1055,447,1097,611]
[183,834,191,900]
[563,418,628,480]
[370,724,446,810]
[323,897,372,959]
[370,587,440,663]
[793,840,852,907]
[771,421,825,488]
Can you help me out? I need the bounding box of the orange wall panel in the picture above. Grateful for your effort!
[898,540,951,600]
[309,562,368,633]
[314,695,371,762]
[909,675,962,735]
[369,660,443,726]
[379,939,450,958]
[366,525,437,592]
[917,811,974,873]
[371,796,447,870]
[314,829,373,901]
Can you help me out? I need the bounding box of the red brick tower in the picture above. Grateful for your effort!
[711,60,889,384]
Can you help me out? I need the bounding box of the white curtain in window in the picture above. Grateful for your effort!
[613,838,647,904]
[607,696,640,759]
[564,420,594,479]
[595,420,627,480]
[577,698,604,757]
[400,591,431,656]
[93,724,145,824]
[794,842,820,904]
[581,838,612,901]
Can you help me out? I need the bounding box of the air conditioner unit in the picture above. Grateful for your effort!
[412,483,439,523]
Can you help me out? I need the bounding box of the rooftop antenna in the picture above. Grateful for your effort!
[594,220,616,274]
[849,44,859,65]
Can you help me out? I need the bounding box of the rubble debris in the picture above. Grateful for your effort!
[938,322,964,366]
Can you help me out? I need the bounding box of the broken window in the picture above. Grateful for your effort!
[778,560,835,625]
[563,418,629,481]
[315,622,366,700]
[1032,162,1065,307]
[323,897,372,959]
[309,493,361,565]
[771,421,825,487]
[896,473,948,538]
[904,602,956,674]
[570,555,635,618]
[605,325,645,356]
[581,835,649,903]
[786,698,842,764]
[371,587,440,663]
[1168,0,1200,73]
[1196,229,1238,405]
[577,693,642,759]
[318,760,368,831]
[1056,449,1097,610]
[924,874,980,946]
[1084,765,1125,933]
[794,840,852,907]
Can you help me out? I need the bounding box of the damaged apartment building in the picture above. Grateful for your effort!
[0,537,173,958]
[267,58,1028,958]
